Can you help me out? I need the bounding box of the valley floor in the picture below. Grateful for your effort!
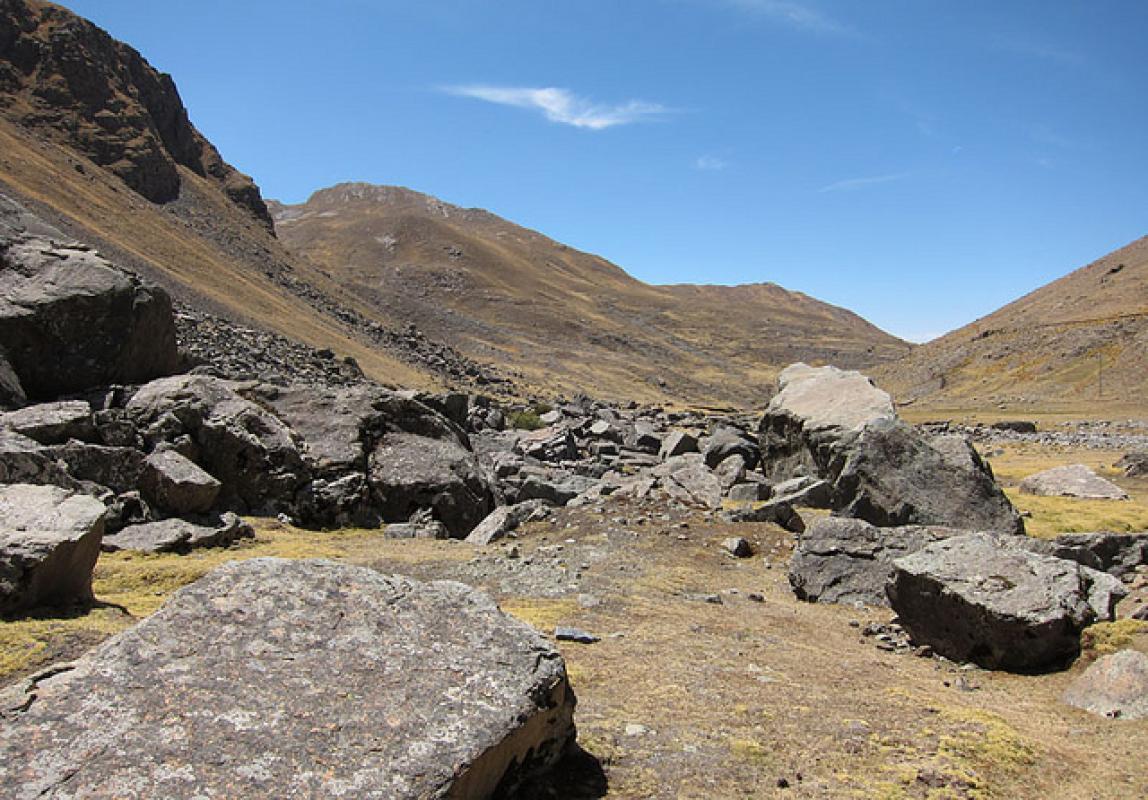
[3,444,1147,800]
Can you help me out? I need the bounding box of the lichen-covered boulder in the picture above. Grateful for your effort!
[0,558,577,798]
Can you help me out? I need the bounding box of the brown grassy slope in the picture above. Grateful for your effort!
[876,235,1148,416]
[273,184,912,406]
[0,118,433,390]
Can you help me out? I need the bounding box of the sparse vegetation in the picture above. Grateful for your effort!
[508,409,546,430]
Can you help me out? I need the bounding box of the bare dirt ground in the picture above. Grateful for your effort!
[3,444,1147,799]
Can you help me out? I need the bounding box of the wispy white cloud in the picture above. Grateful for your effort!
[723,0,854,37]
[695,154,728,171]
[442,85,669,130]
[991,34,1085,67]
[818,172,911,193]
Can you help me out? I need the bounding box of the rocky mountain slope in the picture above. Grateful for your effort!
[876,235,1148,414]
[271,184,912,405]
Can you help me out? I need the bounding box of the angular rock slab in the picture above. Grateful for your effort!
[140,449,221,515]
[887,533,1127,672]
[1063,649,1148,720]
[101,513,253,554]
[789,517,958,606]
[0,400,95,445]
[0,559,577,798]
[767,363,895,433]
[1019,464,1130,501]
[0,484,106,614]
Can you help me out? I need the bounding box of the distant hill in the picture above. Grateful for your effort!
[875,235,1148,414]
[271,184,912,405]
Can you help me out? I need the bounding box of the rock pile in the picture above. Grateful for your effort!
[759,364,1023,533]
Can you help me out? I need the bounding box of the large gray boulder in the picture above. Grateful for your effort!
[0,225,179,401]
[832,420,1023,533]
[887,533,1127,672]
[758,365,1022,533]
[653,454,723,509]
[0,484,106,614]
[1062,649,1148,720]
[1019,464,1130,501]
[0,558,576,798]
[370,433,495,537]
[789,517,958,606]
[126,375,309,515]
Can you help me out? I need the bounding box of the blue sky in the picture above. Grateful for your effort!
[64,1,1148,342]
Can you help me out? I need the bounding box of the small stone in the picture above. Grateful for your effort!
[722,536,753,558]
[554,626,600,644]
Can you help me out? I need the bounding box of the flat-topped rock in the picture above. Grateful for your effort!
[768,363,894,433]
[1019,464,1130,500]
[0,558,576,798]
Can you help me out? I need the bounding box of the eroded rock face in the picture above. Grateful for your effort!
[789,517,958,606]
[0,558,577,798]
[0,483,106,614]
[126,375,309,515]
[1019,464,1130,501]
[0,0,272,226]
[0,224,180,401]
[887,533,1127,672]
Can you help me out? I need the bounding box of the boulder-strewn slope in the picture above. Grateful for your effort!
[271,184,912,405]
[876,235,1148,412]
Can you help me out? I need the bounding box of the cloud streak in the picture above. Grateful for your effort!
[723,0,853,37]
[695,154,728,171]
[443,85,669,130]
[818,172,911,193]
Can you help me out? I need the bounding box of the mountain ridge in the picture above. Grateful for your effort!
[272,181,912,404]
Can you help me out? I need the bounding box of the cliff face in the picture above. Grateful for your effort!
[0,0,271,229]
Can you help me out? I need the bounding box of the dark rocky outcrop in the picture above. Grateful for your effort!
[125,375,309,515]
[370,433,495,537]
[0,0,271,227]
[0,558,577,797]
[0,483,105,614]
[887,533,1127,672]
[1017,531,1148,579]
[789,517,958,606]
[1118,452,1148,477]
